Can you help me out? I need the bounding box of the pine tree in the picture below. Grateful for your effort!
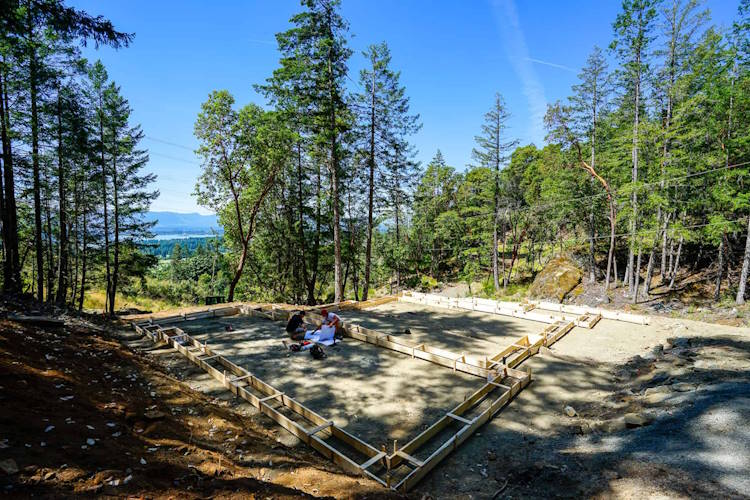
[733,0,750,304]
[569,47,613,286]
[611,0,659,300]
[471,93,517,292]
[352,41,420,299]
[259,0,352,302]
[104,82,156,313]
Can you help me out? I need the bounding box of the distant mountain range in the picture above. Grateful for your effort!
[144,211,220,235]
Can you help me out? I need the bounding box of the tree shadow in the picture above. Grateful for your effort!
[412,334,750,498]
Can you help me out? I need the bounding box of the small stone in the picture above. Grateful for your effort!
[644,385,671,396]
[43,471,56,480]
[644,391,673,404]
[598,418,626,433]
[672,382,697,392]
[44,425,55,433]
[624,413,652,427]
[86,438,95,446]
[564,405,577,417]
[487,450,497,461]
[0,459,18,475]
[139,458,147,465]
[603,469,619,480]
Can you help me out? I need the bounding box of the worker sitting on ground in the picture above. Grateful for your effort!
[286,311,307,341]
[319,309,342,336]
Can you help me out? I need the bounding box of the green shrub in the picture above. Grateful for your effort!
[419,275,439,292]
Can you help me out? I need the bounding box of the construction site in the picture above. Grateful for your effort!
[108,292,748,497]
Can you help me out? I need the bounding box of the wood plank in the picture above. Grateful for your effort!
[305,421,334,436]
[446,412,473,426]
[395,450,425,467]
[359,452,386,470]
[198,354,221,362]
[259,392,284,403]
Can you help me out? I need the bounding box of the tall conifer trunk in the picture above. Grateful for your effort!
[363,70,376,301]
[0,64,20,293]
[56,90,69,304]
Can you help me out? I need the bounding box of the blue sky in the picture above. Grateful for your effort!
[70,0,741,214]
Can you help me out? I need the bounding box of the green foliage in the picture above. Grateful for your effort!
[419,275,438,292]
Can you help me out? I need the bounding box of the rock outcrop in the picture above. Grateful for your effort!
[528,255,583,303]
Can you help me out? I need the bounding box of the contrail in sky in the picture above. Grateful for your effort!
[525,57,576,73]
[491,0,547,146]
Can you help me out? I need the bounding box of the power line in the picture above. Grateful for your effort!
[148,151,200,165]
[411,216,749,254]
[414,159,750,223]
[145,135,195,151]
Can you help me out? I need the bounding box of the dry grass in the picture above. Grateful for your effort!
[83,289,179,314]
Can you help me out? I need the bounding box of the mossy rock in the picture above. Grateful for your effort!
[528,255,583,303]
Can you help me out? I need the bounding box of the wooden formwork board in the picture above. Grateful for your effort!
[527,299,649,325]
[400,292,583,326]
[390,367,530,491]
[132,305,242,327]
[401,291,647,328]
[134,322,388,485]
[133,297,579,493]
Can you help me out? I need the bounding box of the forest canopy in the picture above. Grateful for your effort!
[1,0,749,313]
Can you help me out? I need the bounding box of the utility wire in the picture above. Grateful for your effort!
[145,135,195,151]
[410,216,749,254]
[414,159,750,223]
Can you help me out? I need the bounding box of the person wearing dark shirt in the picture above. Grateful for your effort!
[286,311,307,340]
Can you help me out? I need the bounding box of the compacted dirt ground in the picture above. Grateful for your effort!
[154,314,480,446]
[0,311,395,499]
[3,297,749,499]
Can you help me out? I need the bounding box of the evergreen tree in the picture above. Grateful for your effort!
[261,0,351,302]
[611,0,659,299]
[471,93,517,292]
[352,41,420,299]
[104,81,157,313]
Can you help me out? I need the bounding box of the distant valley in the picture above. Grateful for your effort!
[143,211,221,236]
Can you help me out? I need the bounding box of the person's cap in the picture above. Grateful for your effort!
[320,308,328,316]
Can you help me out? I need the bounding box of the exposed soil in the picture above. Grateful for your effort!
[3,295,749,499]
[150,313,482,445]
[0,310,397,499]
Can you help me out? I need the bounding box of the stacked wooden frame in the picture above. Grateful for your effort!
[401,291,648,326]
[131,294,585,491]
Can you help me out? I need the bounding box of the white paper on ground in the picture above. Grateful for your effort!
[302,325,336,347]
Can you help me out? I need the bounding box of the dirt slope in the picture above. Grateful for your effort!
[0,314,396,499]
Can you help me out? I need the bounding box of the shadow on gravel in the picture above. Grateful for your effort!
[412,335,750,498]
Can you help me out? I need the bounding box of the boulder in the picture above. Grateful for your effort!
[528,255,583,303]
